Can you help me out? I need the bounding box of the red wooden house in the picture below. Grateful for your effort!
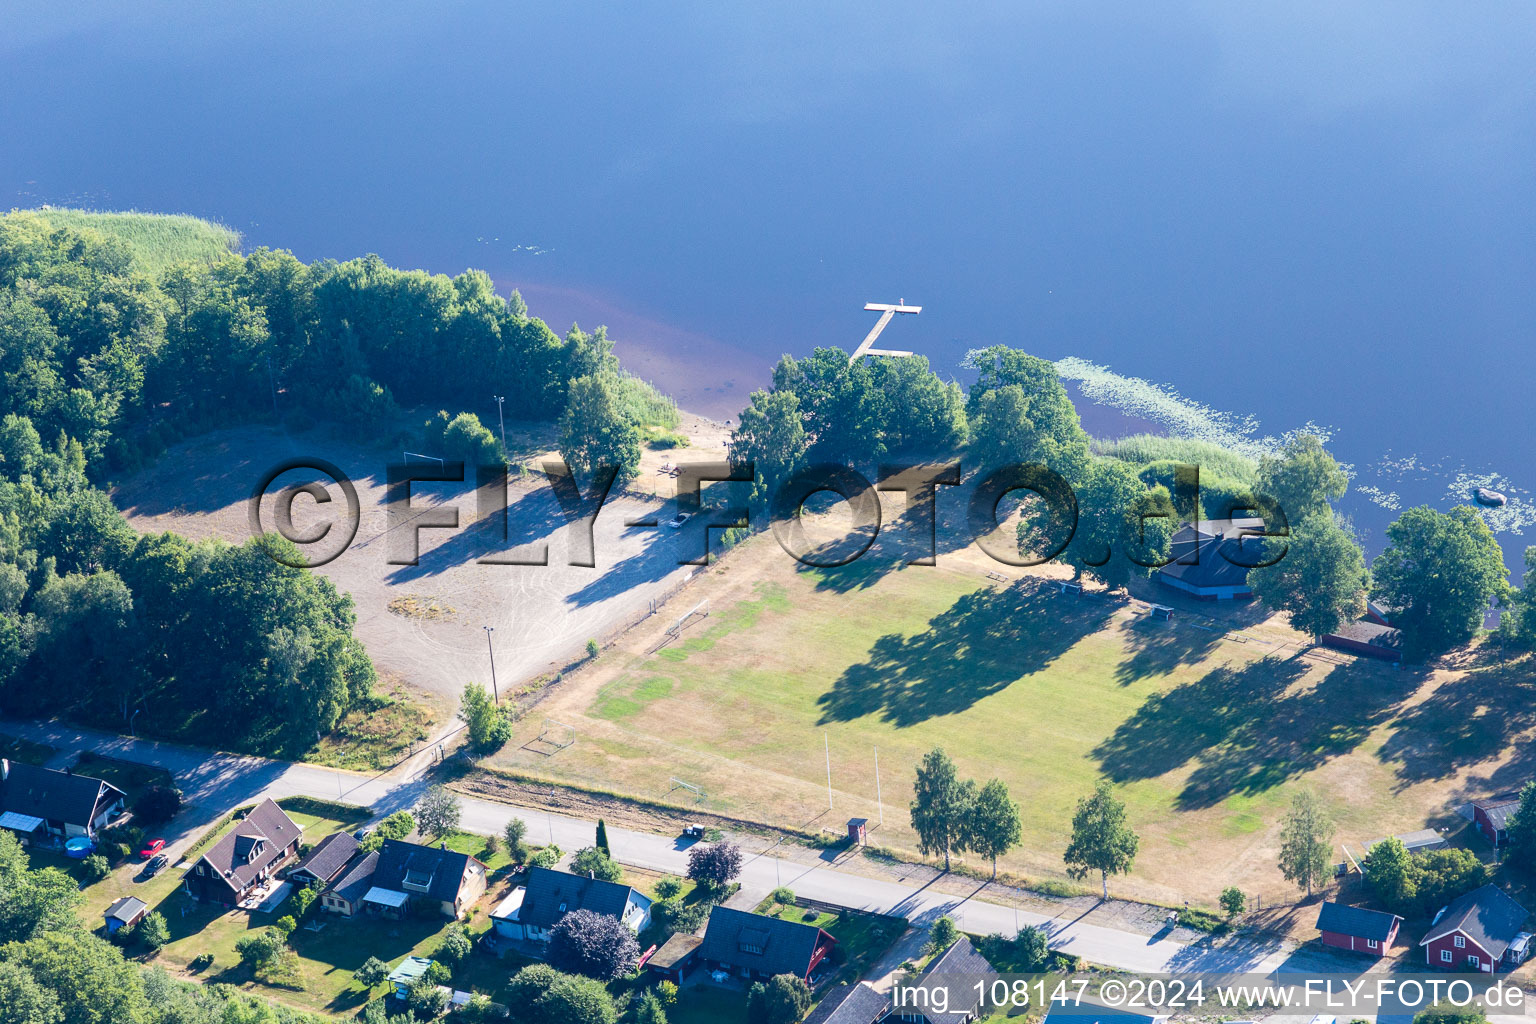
[1316,901,1401,957]
[1420,885,1531,973]
[1471,795,1521,847]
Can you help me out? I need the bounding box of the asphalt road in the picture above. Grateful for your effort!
[1,716,1303,976]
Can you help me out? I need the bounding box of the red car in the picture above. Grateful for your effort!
[139,839,165,859]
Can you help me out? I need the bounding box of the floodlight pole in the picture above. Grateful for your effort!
[874,746,883,827]
[484,625,499,703]
[825,733,833,811]
[493,395,507,453]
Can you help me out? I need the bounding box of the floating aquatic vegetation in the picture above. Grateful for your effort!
[1355,485,1403,512]
[1053,356,1332,462]
[1445,470,1535,536]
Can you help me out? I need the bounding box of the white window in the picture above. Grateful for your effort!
[1366,939,1378,949]
[1441,950,1453,963]
[1468,955,1481,969]
[1455,935,1466,948]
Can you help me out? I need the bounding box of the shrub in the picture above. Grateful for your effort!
[81,853,111,881]
[769,886,795,908]
[235,933,279,968]
[138,911,169,951]
[273,915,297,939]
[133,785,184,825]
[436,924,473,967]
[408,975,450,1018]
[747,975,812,1024]
[570,846,622,882]
[926,915,959,955]
[653,876,684,900]
[505,818,530,863]
[652,897,708,939]
[189,953,214,972]
[483,833,501,857]
[354,956,390,989]
[378,810,415,840]
[530,844,562,869]
[585,638,600,659]
[1220,886,1246,917]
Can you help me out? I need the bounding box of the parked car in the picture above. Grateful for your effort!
[666,512,691,529]
[139,839,165,859]
[681,823,706,840]
[353,827,374,841]
[145,853,168,877]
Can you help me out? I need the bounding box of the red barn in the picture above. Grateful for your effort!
[1316,901,1401,957]
[1471,795,1521,847]
[1420,885,1531,973]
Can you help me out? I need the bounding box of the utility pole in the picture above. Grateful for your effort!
[265,353,279,417]
[492,395,507,453]
[483,625,499,703]
[825,733,833,811]
[874,746,883,827]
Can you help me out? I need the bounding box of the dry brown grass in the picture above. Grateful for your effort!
[488,518,1530,909]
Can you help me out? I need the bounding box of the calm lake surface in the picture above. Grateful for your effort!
[5,2,1533,577]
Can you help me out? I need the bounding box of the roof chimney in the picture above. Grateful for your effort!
[1,758,8,781]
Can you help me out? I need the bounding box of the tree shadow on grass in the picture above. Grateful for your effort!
[1375,653,1536,792]
[1096,656,1423,809]
[816,579,1116,727]
[1113,616,1225,686]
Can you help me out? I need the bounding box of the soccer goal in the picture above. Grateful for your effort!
[669,777,705,802]
[667,599,710,639]
[403,450,445,467]
[522,718,576,755]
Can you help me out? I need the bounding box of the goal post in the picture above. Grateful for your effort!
[531,721,574,752]
[669,777,705,801]
[667,599,710,639]
[403,450,445,467]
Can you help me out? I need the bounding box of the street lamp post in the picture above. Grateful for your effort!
[484,625,499,703]
[130,708,141,738]
[492,395,506,454]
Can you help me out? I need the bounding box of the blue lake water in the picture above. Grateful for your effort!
[4,1,1533,578]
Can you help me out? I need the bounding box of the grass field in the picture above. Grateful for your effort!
[21,208,240,277]
[494,528,1530,906]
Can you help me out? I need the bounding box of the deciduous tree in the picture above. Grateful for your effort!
[965,778,1022,879]
[1248,512,1369,641]
[415,785,461,840]
[910,748,976,872]
[1063,782,1139,900]
[1372,506,1508,659]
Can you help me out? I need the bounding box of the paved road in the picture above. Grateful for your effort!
[2,716,1301,976]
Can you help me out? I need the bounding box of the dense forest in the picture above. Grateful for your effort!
[0,210,671,753]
